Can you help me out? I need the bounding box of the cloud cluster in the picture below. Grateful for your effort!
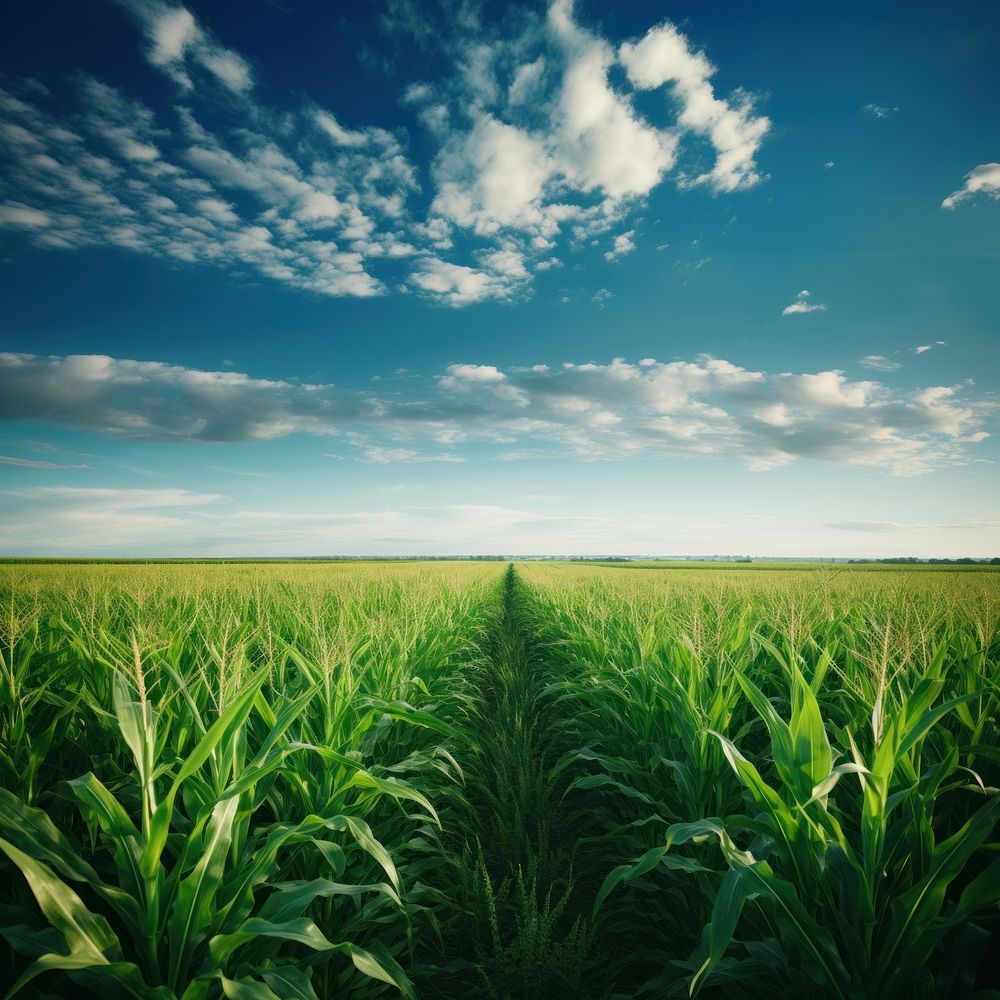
[1,351,989,476]
[0,71,413,298]
[411,1,768,262]
[0,0,769,305]
[941,163,1000,210]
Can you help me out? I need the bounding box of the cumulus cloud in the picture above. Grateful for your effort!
[619,19,770,192]
[859,355,901,372]
[0,0,771,306]
[604,230,636,261]
[0,351,990,477]
[941,163,1000,209]
[410,255,529,305]
[782,289,827,315]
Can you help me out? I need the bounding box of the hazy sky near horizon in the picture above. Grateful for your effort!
[1,0,998,557]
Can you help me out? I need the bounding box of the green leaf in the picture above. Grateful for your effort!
[689,868,750,995]
[258,877,400,924]
[260,968,320,1000]
[167,794,240,991]
[0,835,119,962]
[346,941,417,1000]
[209,917,335,965]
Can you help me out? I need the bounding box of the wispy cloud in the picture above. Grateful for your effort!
[0,351,990,477]
[863,103,899,119]
[858,355,901,372]
[0,486,223,553]
[915,341,947,354]
[941,163,1000,209]
[4,488,996,557]
[782,289,827,315]
[0,454,88,469]
[826,518,1000,533]
[0,0,770,306]
[0,490,630,556]
[356,445,466,464]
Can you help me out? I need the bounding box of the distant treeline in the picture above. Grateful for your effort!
[847,557,1000,565]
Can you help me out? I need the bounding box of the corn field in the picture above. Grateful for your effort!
[1,561,998,998]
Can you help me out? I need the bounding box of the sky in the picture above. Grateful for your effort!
[1,0,998,558]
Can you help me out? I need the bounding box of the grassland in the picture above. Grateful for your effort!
[1,561,998,998]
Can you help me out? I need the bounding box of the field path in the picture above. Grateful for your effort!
[424,564,596,999]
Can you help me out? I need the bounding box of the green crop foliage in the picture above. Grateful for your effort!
[1,560,997,998]
[520,562,1000,998]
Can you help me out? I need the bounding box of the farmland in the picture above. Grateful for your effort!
[1,561,998,998]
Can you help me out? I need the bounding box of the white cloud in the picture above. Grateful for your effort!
[1,0,772,306]
[508,57,545,106]
[0,74,407,298]
[0,351,989,477]
[0,203,51,228]
[314,110,368,148]
[410,256,524,306]
[941,163,1000,209]
[824,161,834,169]
[431,115,553,234]
[441,363,507,384]
[782,289,827,315]
[915,341,947,354]
[359,446,465,464]
[619,19,770,192]
[405,0,769,286]
[863,104,899,119]
[859,355,901,372]
[548,0,677,200]
[120,0,253,93]
[604,230,636,261]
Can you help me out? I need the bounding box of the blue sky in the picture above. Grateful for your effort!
[1,0,998,556]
